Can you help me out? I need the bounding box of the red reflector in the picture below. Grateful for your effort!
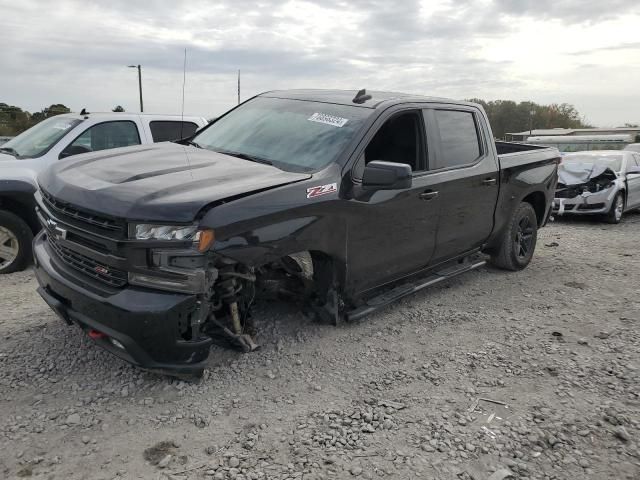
[88,329,107,340]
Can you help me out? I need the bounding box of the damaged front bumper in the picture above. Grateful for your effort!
[552,186,617,216]
[33,231,213,378]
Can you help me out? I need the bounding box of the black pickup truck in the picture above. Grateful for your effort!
[33,89,559,378]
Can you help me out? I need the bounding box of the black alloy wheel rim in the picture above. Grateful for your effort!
[514,216,534,259]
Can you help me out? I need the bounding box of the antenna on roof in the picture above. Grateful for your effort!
[80,108,89,115]
[180,48,187,139]
[178,48,194,180]
[352,89,372,104]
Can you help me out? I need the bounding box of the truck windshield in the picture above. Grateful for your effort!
[2,116,82,159]
[192,97,371,172]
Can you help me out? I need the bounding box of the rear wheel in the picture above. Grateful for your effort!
[0,210,33,274]
[490,202,538,271]
[604,192,624,224]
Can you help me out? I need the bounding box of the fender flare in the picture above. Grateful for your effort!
[0,179,36,196]
[0,180,39,232]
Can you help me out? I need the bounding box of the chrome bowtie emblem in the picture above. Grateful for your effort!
[47,219,67,240]
[54,226,68,240]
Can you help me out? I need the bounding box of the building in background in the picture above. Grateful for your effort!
[506,127,640,142]
[506,127,640,152]
[527,134,634,152]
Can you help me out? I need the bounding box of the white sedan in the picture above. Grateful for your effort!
[553,150,640,223]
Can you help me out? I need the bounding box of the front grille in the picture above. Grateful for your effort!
[65,231,110,254]
[41,190,125,235]
[554,204,576,211]
[47,235,127,288]
[578,203,605,210]
[555,185,582,199]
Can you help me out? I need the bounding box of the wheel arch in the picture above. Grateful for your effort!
[521,190,546,226]
[309,249,346,290]
[619,188,627,208]
[0,192,40,234]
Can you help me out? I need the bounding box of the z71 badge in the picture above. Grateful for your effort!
[306,183,337,199]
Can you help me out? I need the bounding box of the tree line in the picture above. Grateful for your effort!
[0,103,125,136]
[467,99,594,139]
[0,103,72,136]
[2,99,631,140]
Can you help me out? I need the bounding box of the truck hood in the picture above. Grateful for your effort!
[0,152,18,162]
[38,143,311,222]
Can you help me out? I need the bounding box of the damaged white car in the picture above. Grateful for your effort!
[553,150,640,223]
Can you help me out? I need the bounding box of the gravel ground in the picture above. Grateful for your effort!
[0,216,639,480]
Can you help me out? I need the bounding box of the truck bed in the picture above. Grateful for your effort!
[495,140,560,169]
[490,141,560,239]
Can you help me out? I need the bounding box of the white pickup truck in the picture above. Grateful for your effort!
[0,112,208,273]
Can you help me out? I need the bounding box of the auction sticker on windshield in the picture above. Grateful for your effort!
[308,113,348,128]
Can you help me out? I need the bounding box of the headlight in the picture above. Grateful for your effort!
[131,224,200,241]
[128,249,212,294]
[126,224,217,293]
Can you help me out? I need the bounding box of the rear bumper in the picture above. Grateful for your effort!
[33,231,212,377]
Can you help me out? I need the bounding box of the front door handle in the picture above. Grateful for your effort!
[419,190,439,200]
[482,178,497,186]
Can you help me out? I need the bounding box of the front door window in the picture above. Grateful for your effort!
[61,121,140,158]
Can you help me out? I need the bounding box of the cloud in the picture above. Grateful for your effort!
[571,42,640,55]
[1,0,639,126]
[492,0,640,23]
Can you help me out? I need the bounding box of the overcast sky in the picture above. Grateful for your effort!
[2,0,639,127]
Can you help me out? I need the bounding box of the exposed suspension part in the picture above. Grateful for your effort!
[205,257,259,352]
[201,252,343,353]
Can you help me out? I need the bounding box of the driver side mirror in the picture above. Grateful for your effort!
[59,145,92,159]
[362,161,412,190]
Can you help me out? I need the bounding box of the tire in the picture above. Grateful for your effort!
[0,210,34,274]
[490,202,538,271]
[604,192,624,224]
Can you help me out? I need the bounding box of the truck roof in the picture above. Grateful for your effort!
[260,89,478,110]
[54,112,207,122]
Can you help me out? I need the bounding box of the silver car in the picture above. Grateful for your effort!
[553,150,640,223]
[624,143,640,153]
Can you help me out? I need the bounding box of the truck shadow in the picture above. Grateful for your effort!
[552,208,640,225]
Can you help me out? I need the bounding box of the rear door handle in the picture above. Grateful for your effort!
[419,191,439,200]
[482,178,497,186]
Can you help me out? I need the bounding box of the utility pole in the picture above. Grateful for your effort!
[237,69,241,105]
[128,64,144,112]
[529,108,535,138]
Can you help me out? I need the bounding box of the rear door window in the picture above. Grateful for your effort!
[623,155,638,171]
[150,121,199,142]
[432,110,481,170]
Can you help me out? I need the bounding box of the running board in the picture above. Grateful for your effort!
[346,256,486,322]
